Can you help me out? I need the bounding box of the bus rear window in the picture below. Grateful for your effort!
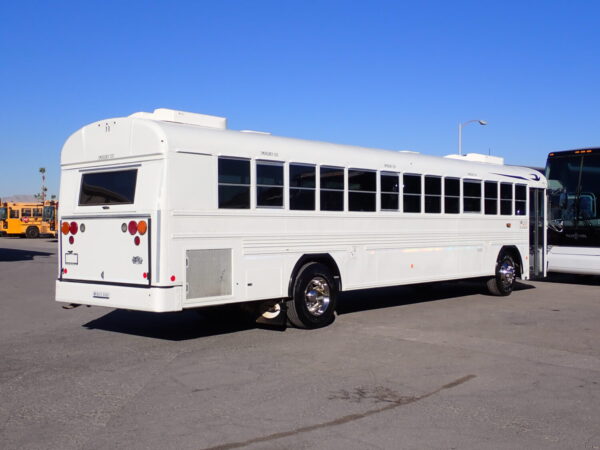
[79,170,138,206]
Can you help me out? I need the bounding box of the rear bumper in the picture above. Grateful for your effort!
[56,280,183,312]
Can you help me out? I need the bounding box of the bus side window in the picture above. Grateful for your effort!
[485,181,498,215]
[348,169,376,212]
[22,208,32,217]
[403,174,421,213]
[320,166,344,211]
[444,178,460,214]
[33,208,43,217]
[500,183,513,215]
[10,209,19,219]
[218,157,251,209]
[515,184,527,216]
[256,161,283,208]
[289,164,315,210]
[380,172,399,210]
[463,180,482,213]
[425,176,441,213]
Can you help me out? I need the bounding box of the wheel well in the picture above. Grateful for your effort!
[288,254,342,297]
[499,245,523,277]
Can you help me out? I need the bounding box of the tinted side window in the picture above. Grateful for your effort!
[256,161,283,207]
[425,176,441,213]
[9,209,19,219]
[444,178,460,214]
[500,183,513,215]
[22,208,32,217]
[381,172,399,210]
[463,180,481,213]
[320,166,344,211]
[403,174,421,213]
[289,164,315,210]
[485,181,498,215]
[348,169,376,212]
[218,158,250,209]
[515,184,527,216]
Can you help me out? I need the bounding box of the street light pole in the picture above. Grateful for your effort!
[458,119,487,156]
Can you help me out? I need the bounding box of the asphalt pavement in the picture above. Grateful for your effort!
[1,238,599,450]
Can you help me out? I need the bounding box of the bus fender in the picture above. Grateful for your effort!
[287,254,342,298]
[498,245,523,278]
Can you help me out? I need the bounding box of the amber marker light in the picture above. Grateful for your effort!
[61,222,70,235]
[137,220,147,235]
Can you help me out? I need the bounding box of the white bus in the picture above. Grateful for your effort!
[546,148,600,275]
[56,108,547,328]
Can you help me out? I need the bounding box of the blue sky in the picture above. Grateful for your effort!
[1,0,599,197]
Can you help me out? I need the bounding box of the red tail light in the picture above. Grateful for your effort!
[69,236,74,244]
[69,222,78,235]
[134,236,140,246]
[128,220,137,235]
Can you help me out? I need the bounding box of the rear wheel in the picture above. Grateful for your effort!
[287,262,337,329]
[487,254,516,296]
[25,226,40,239]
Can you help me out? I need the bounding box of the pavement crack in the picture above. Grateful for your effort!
[200,374,476,450]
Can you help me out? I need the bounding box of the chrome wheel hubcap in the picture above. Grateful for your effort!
[499,260,516,288]
[304,277,330,316]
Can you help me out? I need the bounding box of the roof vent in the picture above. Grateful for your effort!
[130,108,227,129]
[445,153,504,165]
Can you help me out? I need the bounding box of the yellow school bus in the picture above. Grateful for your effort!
[0,201,57,238]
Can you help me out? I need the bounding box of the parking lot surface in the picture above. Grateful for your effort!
[1,238,599,450]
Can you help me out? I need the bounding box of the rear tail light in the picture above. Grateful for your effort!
[61,222,70,235]
[69,222,78,235]
[128,220,138,235]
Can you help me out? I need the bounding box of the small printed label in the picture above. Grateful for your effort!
[65,253,79,265]
[93,291,110,299]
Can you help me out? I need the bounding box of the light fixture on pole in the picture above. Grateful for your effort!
[458,119,487,156]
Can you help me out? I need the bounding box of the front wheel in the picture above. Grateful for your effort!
[487,254,517,296]
[287,262,337,329]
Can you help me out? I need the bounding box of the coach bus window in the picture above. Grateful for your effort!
[9,209,19,219]
[79,169,138,206]
[403,174,421,213]
[289,164,315,210]
[320,166,344,211]
[218,158,250,209]
[485,181,498,215]
[500,183,513,215]
[22,208,32,217]
[515,184,527,216]
[256,161,283,207]
[444,178,460,213]
[425,176,441,213]
[380,172,399,210]
[348,169,376,212]
[33,208,43,217]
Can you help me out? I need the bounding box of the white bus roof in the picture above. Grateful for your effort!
[61,108,545,184]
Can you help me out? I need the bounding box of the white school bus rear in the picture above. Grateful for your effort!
[55,110,220,311]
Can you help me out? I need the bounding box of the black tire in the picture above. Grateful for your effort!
[487,254,517,296]
[287,262,337,329]
[25,226,40,239]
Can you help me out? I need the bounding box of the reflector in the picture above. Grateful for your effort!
[134,236,140,246]
[69,236,74,244]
